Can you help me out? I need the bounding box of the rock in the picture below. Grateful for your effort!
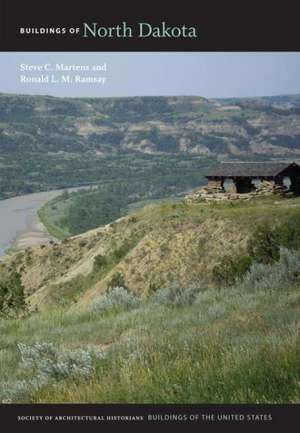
[185,180,291,203]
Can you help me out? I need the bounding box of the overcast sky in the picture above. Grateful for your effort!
[1,52,300,98]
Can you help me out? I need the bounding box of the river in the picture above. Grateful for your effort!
[0,187,88,257]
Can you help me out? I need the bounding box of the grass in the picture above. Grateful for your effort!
[0,278,299,403]
[1,196,300,403]
[38,199,71,240]
[4,195,300,308]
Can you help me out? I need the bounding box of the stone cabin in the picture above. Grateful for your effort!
[206,162,300,195]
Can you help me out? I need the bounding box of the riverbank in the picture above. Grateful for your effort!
[9,214,57,254]
[0,187,93,257]
[0,190,62,257]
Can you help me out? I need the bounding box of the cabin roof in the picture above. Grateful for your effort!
[206,162,299,178]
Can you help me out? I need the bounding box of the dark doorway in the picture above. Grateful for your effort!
[235,178,253,193]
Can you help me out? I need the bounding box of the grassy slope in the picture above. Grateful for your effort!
[38,204,71,240]
[2,196,300,310]
[0,282,299,403]
[1,197,300,403]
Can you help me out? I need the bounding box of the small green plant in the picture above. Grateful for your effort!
[213,255,253,286]
[78,239,88,248]
[0,272,26,317]
[90,286,140,314]
[128,216,137,224]
[112,241,132,261]
[107,272,127,289]
[151,282,201,307]
[93,254,107,272]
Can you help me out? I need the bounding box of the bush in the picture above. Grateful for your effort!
[107,272,127,289]
[0,342,104,403]
[213,217,300,285]
[248,224,280,264]
[233,248,300,292]
[0,375,49,403]
[90,287,141,314]
[112,241,132,262]
[273,217,300,251]
[0,272,26,317]
[248,218,300,265]
[151,282,201,307]
[18,342,103,381]
[93,254,107,272]
[213,255,253,286]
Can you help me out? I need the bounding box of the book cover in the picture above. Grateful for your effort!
[0,1,299,431]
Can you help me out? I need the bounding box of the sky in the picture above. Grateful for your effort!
[1,52,300,99]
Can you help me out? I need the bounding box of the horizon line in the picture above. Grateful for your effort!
[0,91,300,100]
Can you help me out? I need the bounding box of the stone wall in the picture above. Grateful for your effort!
[185,180,289,203]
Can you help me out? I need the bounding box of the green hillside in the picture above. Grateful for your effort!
[1,195,300,306]
[0,251,299,403]
[1,93,300,199]
[1,195,300,403]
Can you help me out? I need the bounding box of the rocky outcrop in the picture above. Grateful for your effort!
[186,180,290,203]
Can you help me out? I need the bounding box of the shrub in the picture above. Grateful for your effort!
[17,342,103,381]
[151,282,201,307]
[213,255,253,286]
[248,218,300,265]
[273,217,300,251]
[248,224,280,264]
[0,375,49,403]
[112,241,132,262]
[90,287,141,314]
[0,272,26,317]
[93,254,107,272]
[128,216,137,224]
[107,272,127,289]
[213,217,300,285]
[0,342,104,403]
[233,248,300,292]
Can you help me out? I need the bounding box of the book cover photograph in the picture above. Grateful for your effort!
[0,1,299,431]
